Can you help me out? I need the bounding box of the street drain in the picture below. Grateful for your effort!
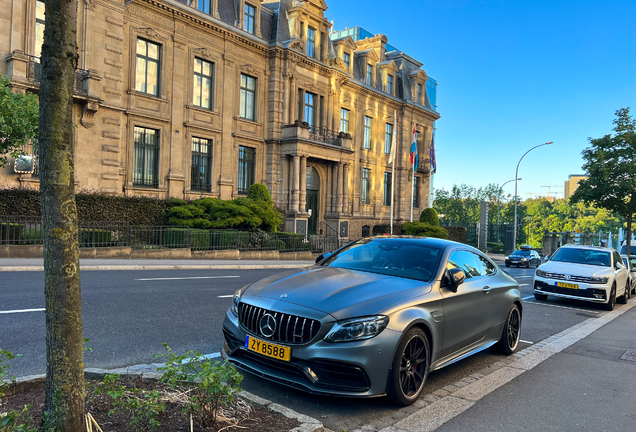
[620,350,636,363]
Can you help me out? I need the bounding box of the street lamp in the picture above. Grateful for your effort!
[514,142,553,247]
[497,178,521,243]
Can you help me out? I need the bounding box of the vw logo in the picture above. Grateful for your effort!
[280,294,288,298]
[565,274,571,281]
[259,313,277,338]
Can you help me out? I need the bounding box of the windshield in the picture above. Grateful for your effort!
[511,251,530,256]
[322,238,441,282]
[551,248,611,267]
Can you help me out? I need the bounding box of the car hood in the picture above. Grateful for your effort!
[244,266,431,320]
[540,261,614,277]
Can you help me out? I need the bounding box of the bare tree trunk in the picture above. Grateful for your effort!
[38,0,85,430]
[627,213,632,256]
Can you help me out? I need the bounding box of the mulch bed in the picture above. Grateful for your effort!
[1,379,300,432]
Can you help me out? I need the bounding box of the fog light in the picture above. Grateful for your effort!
[594,294,604,298]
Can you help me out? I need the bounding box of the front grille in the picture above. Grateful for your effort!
[542,272,594,283]
[238,303,321,344]
[535,281,605,299]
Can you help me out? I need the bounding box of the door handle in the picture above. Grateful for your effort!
[483,286,491,294]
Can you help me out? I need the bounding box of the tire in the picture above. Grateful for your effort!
[618,282,629,304]
[603,285,616,311]
[387,328,430,406]
[505,263,510,268]
[534,292,548,301]
[496,304,522,354]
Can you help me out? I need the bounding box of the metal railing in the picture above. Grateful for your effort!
[308,126,341,145]
[25,55,89,95]
[0,217,354,253]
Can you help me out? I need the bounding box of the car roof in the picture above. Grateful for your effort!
[363,235,469,250]
[559,244,615,253]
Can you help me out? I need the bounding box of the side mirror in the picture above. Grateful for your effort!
[445,268,466,291]
[315,252,332,264]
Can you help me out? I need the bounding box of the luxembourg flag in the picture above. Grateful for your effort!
[410,126,418,168]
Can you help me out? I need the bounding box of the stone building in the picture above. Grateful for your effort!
[1,0,440,238]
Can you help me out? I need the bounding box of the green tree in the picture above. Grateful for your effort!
[0,75,39,167]
[38,0,85,430]
[571,108,636,255]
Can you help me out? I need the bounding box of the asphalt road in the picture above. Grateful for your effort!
[0,263,612,431]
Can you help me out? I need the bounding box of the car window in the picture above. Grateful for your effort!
[551,248,611,267]
[511,251,530,256]
[322,238,441,282]
[623,258,630,268]
[477,255,496,276]
[448,251,483,278]
[614,251,623,268]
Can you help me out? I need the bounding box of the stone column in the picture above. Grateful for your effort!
[282,72,290,126]
[326,88,334,132]
[290,76,298,124]
[331,164,337,213]
[336,163,343,214]
[342,164,350,214]
[292,155,300,213]
[300,156,307,212]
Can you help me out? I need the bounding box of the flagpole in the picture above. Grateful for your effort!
[410,125,415,222]
[390,110,397,234]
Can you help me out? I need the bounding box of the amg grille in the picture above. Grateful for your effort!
[238,303,321,344]
[542,272,594,283]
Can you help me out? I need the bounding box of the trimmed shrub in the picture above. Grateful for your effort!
[446,226,468,243]
[247,183,272,202]
[419,208,440,226]
[372,224,403,236]
[402,221,449,239]
[79,228,112,247]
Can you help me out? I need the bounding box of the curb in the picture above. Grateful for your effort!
[2,367,323,432]
[0,264,313,272]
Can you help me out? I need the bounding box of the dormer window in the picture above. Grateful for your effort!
[387,74,393,95]
[307,27,316,58]
[366,64,372,85]
[198,0,210,14]
[244,3,256,34]
[416,84,423,104]
[343,52,351,72]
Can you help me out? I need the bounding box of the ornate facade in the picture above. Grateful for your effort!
[1,0,440,238]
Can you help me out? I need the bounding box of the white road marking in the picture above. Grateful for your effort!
[523,301,600,314]
[522,295,535,300]
[519,340,534,344]
[218,295,234,298]
[135,276,240,281]
[0,308,45,314]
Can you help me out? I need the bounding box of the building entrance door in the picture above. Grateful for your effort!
[306,190,319,234]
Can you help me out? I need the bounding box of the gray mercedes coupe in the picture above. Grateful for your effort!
[221,236,522,406]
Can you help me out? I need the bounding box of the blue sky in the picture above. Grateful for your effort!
[326,0,636,200]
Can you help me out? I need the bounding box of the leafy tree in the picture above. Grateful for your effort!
[0,75,39,167]
[38,0,85,430]
[571,108,636,254]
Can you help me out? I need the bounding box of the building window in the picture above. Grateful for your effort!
[304,92,316,127]
[413,176,421,208]
[133,127,160,188]
[340,108,350,133]
[239,74,257,121]
[387,74,393,95]
[361,168,371,205]
[366,64,372,85]
[343,52,350,71]
[307,27,316,58]
[244,3,256,34]
[135,38,161,96]
[238,145,255,194]
[197,0,210,14]
[191,137,212,192]
[416,83,423,103]
[383,172,392,206]
[384,123,393,154]
[193,58,214,110]
[361,225,370,237]
[363,116,372,149]
[35,0,45,58]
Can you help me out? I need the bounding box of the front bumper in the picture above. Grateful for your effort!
[221,308,402,397]
[534,277,609,303]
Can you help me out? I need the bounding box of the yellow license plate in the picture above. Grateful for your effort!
[557,282,578,289]
[245,336,291,362]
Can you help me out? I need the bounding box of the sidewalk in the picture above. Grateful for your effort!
[375,300,636,432]
[0,258,315,271]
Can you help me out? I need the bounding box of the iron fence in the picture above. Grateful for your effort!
[0,216,354,254]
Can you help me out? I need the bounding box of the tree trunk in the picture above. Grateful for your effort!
[627,213,632,256]
[38,0,84,430]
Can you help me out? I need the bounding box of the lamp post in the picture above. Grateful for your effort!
[497,178,521,243]
[514,142,553,248]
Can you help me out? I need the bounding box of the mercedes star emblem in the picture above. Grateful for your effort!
[259,313,277,338]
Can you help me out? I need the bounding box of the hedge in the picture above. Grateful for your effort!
[402,222,449,239]
[446,226,468,244]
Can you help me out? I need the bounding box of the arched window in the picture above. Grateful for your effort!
[362,225,371,238]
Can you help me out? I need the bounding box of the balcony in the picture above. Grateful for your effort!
[417,157,430,173]
[281,121,353,150]
[25,54,90,95]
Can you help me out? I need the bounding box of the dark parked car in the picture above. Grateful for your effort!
[505,248,541,268]
[222,236,522,406]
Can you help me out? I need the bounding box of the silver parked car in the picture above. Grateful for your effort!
[222,237,522,406]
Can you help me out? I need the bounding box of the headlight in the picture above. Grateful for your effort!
[589,276,609,284]
[323,316,389,343]
[536,269,547,277]
[231,288,243,316]
[521,258,527,261]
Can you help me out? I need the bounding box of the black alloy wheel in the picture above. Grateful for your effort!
[388,328,430,406]
[496,304,521,354]
[603,285,616,311]
[618,282,629,304]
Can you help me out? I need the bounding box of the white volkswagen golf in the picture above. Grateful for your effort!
[534,245,629,310]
